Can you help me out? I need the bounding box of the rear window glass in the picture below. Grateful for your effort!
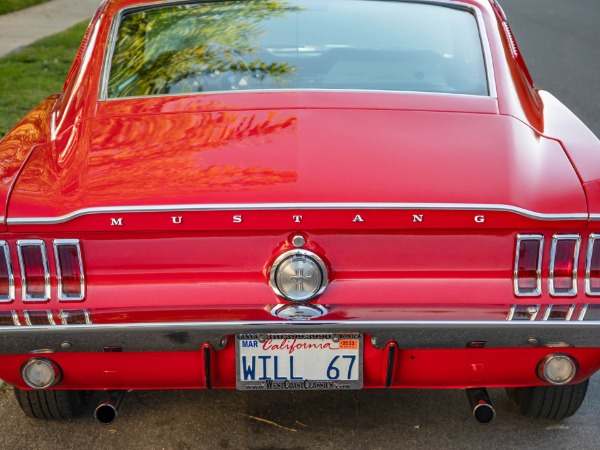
[106,0,489,98]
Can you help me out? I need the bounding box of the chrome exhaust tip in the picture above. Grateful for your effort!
[94,390,126,425]
[466,388,496,424]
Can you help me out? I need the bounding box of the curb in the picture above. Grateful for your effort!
[0,0,100,58]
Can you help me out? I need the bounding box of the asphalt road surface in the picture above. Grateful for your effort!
[1,1,600,449]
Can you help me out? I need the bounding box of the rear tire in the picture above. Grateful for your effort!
[14,388,95,420]
[506,379,589,419]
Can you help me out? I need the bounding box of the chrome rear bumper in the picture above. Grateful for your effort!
[2,320,600,354]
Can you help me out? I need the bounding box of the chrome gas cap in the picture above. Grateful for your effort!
[269,249,328,302]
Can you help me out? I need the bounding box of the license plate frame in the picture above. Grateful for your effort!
[235,333,363,390]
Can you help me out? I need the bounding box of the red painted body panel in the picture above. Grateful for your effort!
[7,104,587,223]
[1,0,600,403]
[2,345,600,390]
[0,96,58,231]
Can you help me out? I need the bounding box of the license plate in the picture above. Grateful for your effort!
[236,333,363,390]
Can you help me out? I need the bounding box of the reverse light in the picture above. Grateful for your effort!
[17,240,50,302]
[21,358,61,389]
[54,239,85,301]
[514,235,543,296]
[586,234,600,296]
[0,241,15,302]
[537,354,577,385]
[549,235,580,296]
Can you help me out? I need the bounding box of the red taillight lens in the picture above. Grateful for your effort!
[54,240,84,300]
[17,240,50,301]
[550,235,580,296]
[0,241,14,301]
[586,234,600,295]
[514,235,543,296]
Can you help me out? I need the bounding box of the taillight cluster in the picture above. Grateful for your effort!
[586,234,600,295]
[515,235,544,296]
[515,234,594,297]
[0,241,15,301]
[53,240,85,300]
[0,239,84,303]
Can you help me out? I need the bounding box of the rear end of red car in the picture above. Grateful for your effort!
[2,0,600,425]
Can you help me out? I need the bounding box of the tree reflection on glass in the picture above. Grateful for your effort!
[108,1,298,97]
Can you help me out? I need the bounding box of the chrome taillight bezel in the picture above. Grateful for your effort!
[53,239,85,301]
[0,240,15,302]
[514,234,544,297]
[549,234,580,297]
[507,304,541,321]
[585,233,600,296]
[23,310,56,326]
[16,239,50,302]
[543,304,576,321]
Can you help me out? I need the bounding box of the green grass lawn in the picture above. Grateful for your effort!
[0,0,51,15]
[0,21,87,138]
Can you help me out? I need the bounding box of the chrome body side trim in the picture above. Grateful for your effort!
[0,241,15,302]
[53,239,86,301]
[16,240,51,302]
[585,234,600,296]
[549,234,581,297]
[6,203,589,225]
[514,234,544,297]
[98,0,497,101]
[4,320,600,354]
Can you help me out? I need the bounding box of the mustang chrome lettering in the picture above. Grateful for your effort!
[172,216,182,224]
[110,218,123,226]
[6,203,589,225]
[353,215,365,222]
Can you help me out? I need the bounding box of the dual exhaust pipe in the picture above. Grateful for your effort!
[93,389,495,425]
[466,388,496,424]
[94,390,127,425]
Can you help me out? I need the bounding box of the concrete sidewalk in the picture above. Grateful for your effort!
[0,0,102,58]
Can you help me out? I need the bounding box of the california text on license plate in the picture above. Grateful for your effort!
[236,333,363,390]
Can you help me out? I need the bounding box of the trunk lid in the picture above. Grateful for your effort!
[7,98,587,228]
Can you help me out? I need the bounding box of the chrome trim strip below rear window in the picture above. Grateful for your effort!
[5,202,589,225]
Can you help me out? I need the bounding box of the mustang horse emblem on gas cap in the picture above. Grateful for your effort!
[290,270,312,291]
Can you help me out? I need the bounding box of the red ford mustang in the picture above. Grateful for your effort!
[1,0,599,424]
